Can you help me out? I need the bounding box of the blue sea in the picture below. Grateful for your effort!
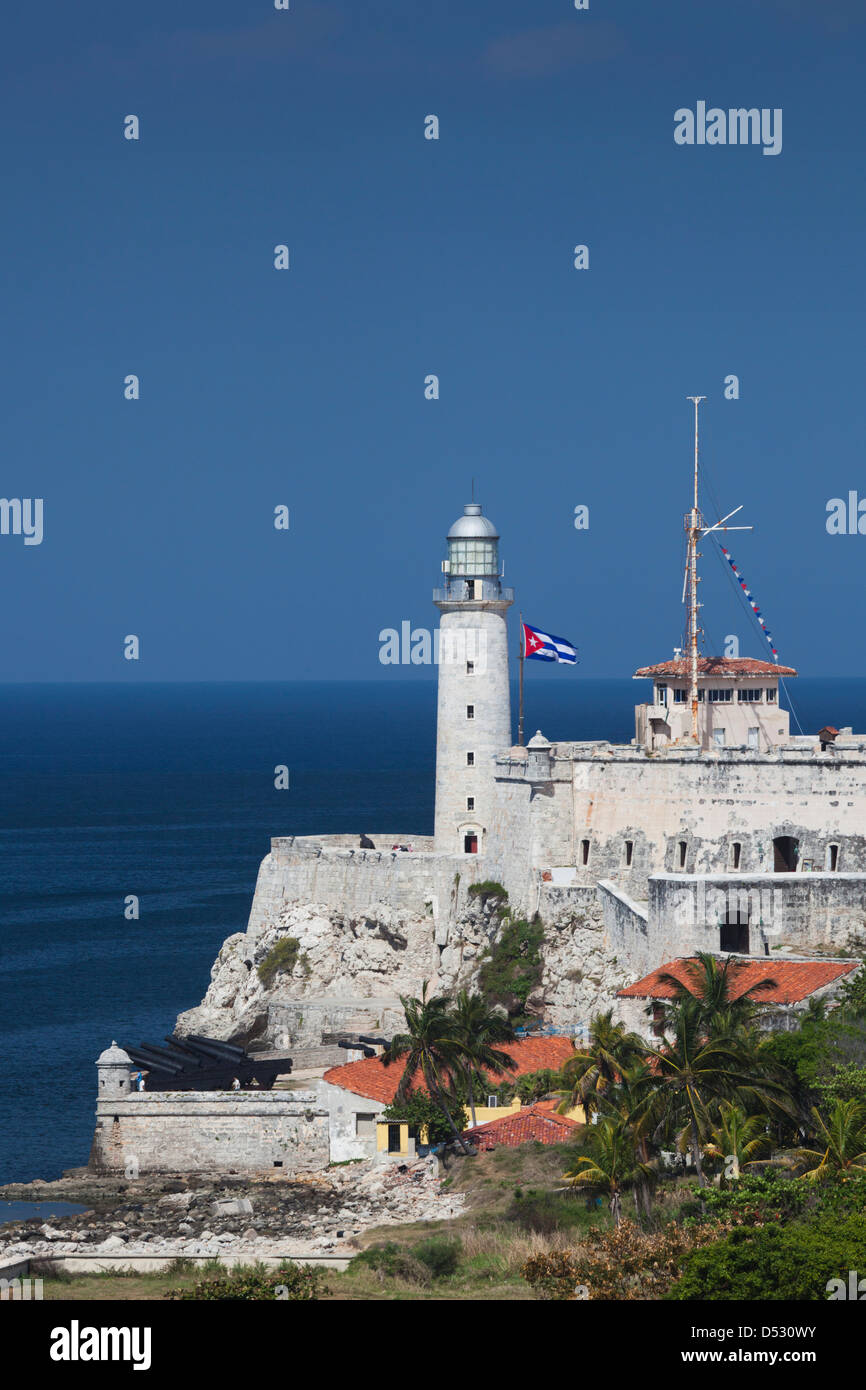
[1,677,862,1185]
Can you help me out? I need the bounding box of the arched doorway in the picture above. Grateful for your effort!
[773,836,799,873]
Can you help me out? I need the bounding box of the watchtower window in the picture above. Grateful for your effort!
[828,843,839,872]
[466,797,475,812]
[466,705,474,720]
[466,751,475,766]
[624,841,634,867]
[581,839,590,866]
[678,841,687,869]
[731,842,742,870]
[466,661,475,675]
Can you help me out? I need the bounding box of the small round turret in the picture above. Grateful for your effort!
[96,1040,133,1100]
[526,730,552,782]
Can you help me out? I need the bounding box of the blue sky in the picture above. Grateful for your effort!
[2,0,865,680]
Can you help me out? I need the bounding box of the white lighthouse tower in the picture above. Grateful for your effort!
[433,503,514,854]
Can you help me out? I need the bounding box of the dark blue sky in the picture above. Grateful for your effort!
[2,0,865,681]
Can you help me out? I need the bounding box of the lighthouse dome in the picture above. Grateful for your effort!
[447,503,499,540]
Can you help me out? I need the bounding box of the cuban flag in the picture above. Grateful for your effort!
[523,622,578,665]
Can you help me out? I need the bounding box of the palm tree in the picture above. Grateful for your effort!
[654,952,777,1037]
[382,983,474,1154]
[449,989,517,1127]
[563,1115,655,1226]
[795,1100,866,1181]
[702,1100,773,1181]
[556,1010,646,1125]
[646,1002,794,1186]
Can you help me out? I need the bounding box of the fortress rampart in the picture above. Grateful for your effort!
[245,833,481,938]
[89,1090,329,1175]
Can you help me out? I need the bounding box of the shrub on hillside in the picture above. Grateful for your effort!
[257,937,309,988]
[667,1213,866,1301]
[168,1261,325,1301]
[413,1235,462,1278]
[522,1220,731,1301]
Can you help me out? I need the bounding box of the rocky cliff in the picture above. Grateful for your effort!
[175,887,629,1048]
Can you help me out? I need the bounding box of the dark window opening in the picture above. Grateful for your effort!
[773,836,798,873]
[387,1124,402,1154]
[466,705,474,720]
[464,833,478,854]
[829,844,839,871]
[679,841,687,869]
[581,839,590,866]
[466,752,475,766]
[624,840,634,867]
[732,842,741,870]
[273,1160,283,1168]
[720,922,749,953]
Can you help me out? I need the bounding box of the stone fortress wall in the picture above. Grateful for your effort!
[245,834,473,938]
[90,1091,329,1175]
[488,740,866,912]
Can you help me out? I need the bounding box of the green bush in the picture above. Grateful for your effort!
[478,914,545,1022]
[350,1243,431,1286]
[468,881,509,903]
[668,1212,866,1301]
[413,1235,462,1279]
[693,1172,810,1227]
[257,937,309,988]
[506,1188,596,1235]
[168,1260,325,1301]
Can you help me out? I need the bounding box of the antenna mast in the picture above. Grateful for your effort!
[685,396,705,743]
[681,397,753,748]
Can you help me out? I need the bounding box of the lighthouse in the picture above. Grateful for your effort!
[433,503,514,854]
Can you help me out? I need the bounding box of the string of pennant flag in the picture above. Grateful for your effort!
[719,545,778,662]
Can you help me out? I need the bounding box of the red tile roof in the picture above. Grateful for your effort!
[462,1102,579,1150]
[322,1036,576,1103]
[617,956,859,1006]
[633,657,796,679]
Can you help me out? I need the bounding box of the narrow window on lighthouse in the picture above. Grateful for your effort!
[466,661,475,675]
[466,752,475,766]
[467,705,475,720]
[581,839,590,866]
[467,797,475,812]
[624,840,634,867]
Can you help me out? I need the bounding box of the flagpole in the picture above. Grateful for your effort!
[518,612,525,747]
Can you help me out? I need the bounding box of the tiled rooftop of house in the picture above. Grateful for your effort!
[617,956,859,1005]
[633,657,796,679]
[462,1101,579,1150]
[322,1036,576,1103]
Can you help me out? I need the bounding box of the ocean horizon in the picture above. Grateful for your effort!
[2,676,865,1185]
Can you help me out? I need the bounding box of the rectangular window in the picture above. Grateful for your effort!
[466,705,474,720]
[466,751,475,766]
[466,661,474,675]
[355,1113,376,1138]
[673,688,686,703]
[679,841,687,868]
[467,797,475,812]
[828,844,839,871]
[624,840,634,866]
[731,842,742,870]
[581,839,590,866]
[766,688,777,703]
[738,688,763,702]
[656,685,667,706]
[713,728,726,746]
[748,727,759,749]
[708,688,732,703]
[697,689,705,702]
